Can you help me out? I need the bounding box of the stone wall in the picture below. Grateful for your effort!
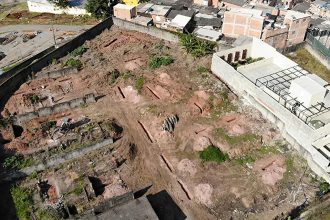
[14,93,96,125]
[34,67,78,80]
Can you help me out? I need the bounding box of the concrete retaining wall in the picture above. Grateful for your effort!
[112,17,179,43]
[304,43,330,69]
[211,53,330,183]
[14,93,96,125]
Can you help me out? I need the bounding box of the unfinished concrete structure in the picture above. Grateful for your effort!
[113,4,137,21]
[211,37,330,182]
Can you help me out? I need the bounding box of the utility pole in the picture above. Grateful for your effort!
[52,24,58,48]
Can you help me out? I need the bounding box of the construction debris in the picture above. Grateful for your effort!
[162,114,179,132]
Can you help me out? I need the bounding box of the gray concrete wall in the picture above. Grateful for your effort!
[35,67,78,80]
[304,43,330,69]
[211,54,330,183]
[14,93,96,125]
[112,17,179,43]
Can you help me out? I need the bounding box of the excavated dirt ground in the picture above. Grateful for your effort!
[0,26,322,220]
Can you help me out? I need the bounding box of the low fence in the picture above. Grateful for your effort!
[306,32,330,59]
[14,93,96,125]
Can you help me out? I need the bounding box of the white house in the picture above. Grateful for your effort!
[27,0,89,15]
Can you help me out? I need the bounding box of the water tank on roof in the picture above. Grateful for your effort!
[289,74,327,108]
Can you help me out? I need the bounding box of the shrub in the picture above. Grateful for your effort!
[35,208,60,220]
[41,121,57,132]
[149,56,174,69]
[213,128,258,146]
[65,58,83,69]
[318,181,330,196]
[11,186,33,220]
[71,46,87,57]
[179,33,216,57]
[199,145,229,163]
[135,76,146,93]
[30,94,40,104]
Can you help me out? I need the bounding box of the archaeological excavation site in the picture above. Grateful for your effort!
[0,25,329,220]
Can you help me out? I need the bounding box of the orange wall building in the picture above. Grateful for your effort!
[222,8,265,38]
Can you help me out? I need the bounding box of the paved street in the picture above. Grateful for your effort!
[0,24,92,69]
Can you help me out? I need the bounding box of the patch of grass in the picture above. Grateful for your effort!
[210,91,237,119]
[30,94,40,104]
[72,179,85,196]
[122,71,134,80]
[71,46,87,57]
[287,48,330,82]
[3,155,35,170]
[197,66,209,73]
[318,181,330,196]
[2,63,17,72]
[257,144,281,155]
[235,155,255,165]
[28,171,39,180]
[199,145,229,163]
[110,69,120,84]
[135,76,146,93]
[11,186,33,220]
[35,208,60,220]
[213,128,259,146]
[149,55,174,69]
[65,58,83,70]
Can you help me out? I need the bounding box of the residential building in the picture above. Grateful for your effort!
[27,0,89,15]
[221,0,248,9]
[149,5,172,27]
[113,4,137,21]
[283,10,310,47]
[132,16,154,26]
[222,8,265,38]
[194,27,222,41]
[309,0,330,19]
[166,14,193,32]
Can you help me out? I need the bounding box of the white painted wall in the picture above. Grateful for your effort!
[27,0,89,15]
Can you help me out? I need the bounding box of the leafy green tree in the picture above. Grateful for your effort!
[85,0,111,19]
[48,0,69,9]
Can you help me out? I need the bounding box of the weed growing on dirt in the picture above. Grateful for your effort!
[199,145,229,163]
[71,46,87,57]
[72,179,85,196]
[65,58,83,69]
[179,33,216,57]
[3,155,35,169]
[149,55,174,69]
[11,186,33,220]
[122,71,134,80]
[30,94,40,104]
[35,208,60,220]
[213,128,259,146]
[210,91,237,118]
[197,66,209,73]
[135,76,146,93]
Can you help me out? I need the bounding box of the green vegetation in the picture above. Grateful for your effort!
[3,155,34,170]
[35,208,60,220]
[30,94,40,104]
[179,33,216,57]
[235,155,255,165]
[51,58,57,65]
[122,71,134,80]
[85,0,111,19]
[318,181,330,196]
[48,0,69,8]
[199,145,229,163]
[110,69,120,84]
[287,48,330,82]
[149,55,174,69]
[28,171,39,180]
[135,76,146,93]
[213,128,259,146]
[65,58,83,69]
[197,66,209,73]
[72,179,85,196]
[41,121,56,132]
[2,63,17,72]
[71,46,87,57]
[231,57,264,69]
[0,117,13,128]
[11,186,33,220]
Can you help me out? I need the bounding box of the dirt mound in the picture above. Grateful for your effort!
[122,86,141,104]
[194,183,213,206]
[193,136,211,151]
[124,57,145,71]
[188,91,212,116]
[4,139,29,153]
[253,155,286,186]
[177,159,197,176]
[103,183,129,199]
[158,72,172,85]
[227,124,246,136]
